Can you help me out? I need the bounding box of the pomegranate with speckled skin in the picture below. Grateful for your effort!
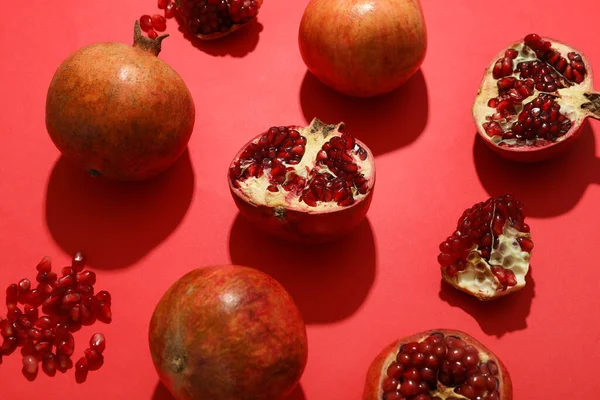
[298,0,427,97]
[45,21,195,181]
[148,265,308,400]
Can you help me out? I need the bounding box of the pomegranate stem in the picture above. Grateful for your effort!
[582,93,600,120]
[132,20,169,57]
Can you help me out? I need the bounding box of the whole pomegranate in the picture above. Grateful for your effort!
[437,194,533,301]
[473,34,600,162]
[45,21,195,181]
[363,329,512,400]
[298,0,427,97]
[148,265,308,400]
[228,118,375,243]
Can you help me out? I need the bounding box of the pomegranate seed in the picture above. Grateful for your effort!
[147,29,159,39]
[158,0,169,8]
[57,333,75,356]
[57,354,73,372]
[165,2,176,19]
[152,14,167,32]
[22,355,39,376]
[90,333,106,354]
[97,302,112,323]
[35,316,52,330]
[71,252,85,272]
[96,291,111,304]
[84,348,104,370]
[6,284,18,303]
[77,271,96,286]
[42,353,57,377]
[36,256,52,273]
[2,336,18,355]
[140,15,153,32]
[75,357,88,383]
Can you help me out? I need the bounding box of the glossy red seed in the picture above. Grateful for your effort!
[399,380,420,397]
[22,355,39,375]
[6,284,18,302]
[96,291,111,304]
[152,14,167,32]
[57,333,75,356]
[90,333,106,354]
[76,271,96,286]
[2,336,18,355]
[84,348,104,370]
[57,354,73,373]
[140,15,153,32]
[165,2,176,18]
[75,357,88,383]
[147,29,159,39]
[158,0,169,8]
[97,302,112,323]
[42,353,57,377]
[71,252,85,272]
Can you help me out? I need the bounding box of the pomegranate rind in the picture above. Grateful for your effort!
[362,329,513,400]
[228,118,376,244]
[473,36,596,162]
[442,224,532,301]
[148,265,308,400]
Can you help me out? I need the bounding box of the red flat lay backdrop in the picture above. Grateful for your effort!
[1,0,600,398]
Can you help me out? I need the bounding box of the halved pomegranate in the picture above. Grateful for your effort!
[473,34,600,161]
[437,194,533,301]
[363,329,512,400]
[228,118,375,243]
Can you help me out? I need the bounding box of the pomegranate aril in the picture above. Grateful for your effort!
[22,354,39,376]
[42,353,57,377]
[34,340,52,356]
[2,336,18,355]
[140,15,153,32]
[89,333,106,354]
[147,29,159,40]
[165,2,176,18]
[75,357,89,383]
[35,316,52,330]
[97,302,112,323]
[6,284,18,303]
[84,348,104,370]
[71,252,85,272]
[152,14,167,32]
[57,354,73,373]
[158,0,169,8]
[36,256,52,273]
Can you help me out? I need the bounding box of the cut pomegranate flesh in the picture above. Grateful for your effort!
[473,34,600,161]
[364,330,512,400]
[437,194,533,300]
[0,253,111,382]
[228,118,375,243]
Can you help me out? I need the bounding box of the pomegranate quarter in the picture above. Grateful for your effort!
[228,118,375,243]
[363,329,512,400]
[437,194,533,301]
[473,34,600,162]
[148,265,308,400]
[176,0,264,40]
[45,21,195,181]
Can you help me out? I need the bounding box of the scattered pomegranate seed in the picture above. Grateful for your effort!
[0,253,111,382]
[152,14,167,32]
[158,0,170,8]
[147,29,159,39]
[75,357,88,383]
[165,2,176,18]
[140,15,153,32]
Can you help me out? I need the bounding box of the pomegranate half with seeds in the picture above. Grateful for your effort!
[363,329,512,400]
[228,118,375,243]
[45,21,195,181]
[437,194,533,301]
[473,34,600,162]
[176,0,264,40]
[148,265,308,400]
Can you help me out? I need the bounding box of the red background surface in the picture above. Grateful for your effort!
[1,0,599,398]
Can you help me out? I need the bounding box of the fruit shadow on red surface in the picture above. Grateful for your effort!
[228,214,376,324]
[473,121,600,218]
[175,15,263,57]
[151,380,307,400]
[299,70,429,156]
[44,150,195,269]
[439,265,536,337]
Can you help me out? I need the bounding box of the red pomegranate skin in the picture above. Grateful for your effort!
[299,0,427,97]
[46,38,195,181]
[148,265,308,400]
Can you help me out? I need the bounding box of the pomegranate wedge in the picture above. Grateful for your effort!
[473,33,600,161]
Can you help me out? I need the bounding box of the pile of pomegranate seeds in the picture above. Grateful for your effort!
[0,253,111,382]
[482,33,586,144]
[438,194,533,289]
[229,126,369,207]
[139,0,262,39]
[382,332,502,400]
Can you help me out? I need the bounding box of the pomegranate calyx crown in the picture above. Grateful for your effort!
[133,20,169,57]
[308,118,345,138]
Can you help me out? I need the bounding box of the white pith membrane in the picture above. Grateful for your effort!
[378,332,503,400]
[230,118,374,213]
[447,223,530,300]
[473,38,599,150]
